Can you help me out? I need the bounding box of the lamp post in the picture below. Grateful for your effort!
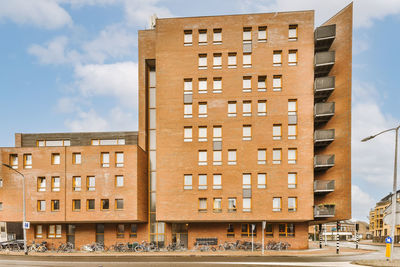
[2,163,28,255]
[362,125,400,261]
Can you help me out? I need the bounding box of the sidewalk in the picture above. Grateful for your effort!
[359,240,400,247]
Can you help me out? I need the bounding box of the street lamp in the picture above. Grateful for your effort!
[362,125,400,261]
[1,163,28,255]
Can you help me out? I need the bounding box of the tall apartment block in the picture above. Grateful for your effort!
[0,4,352,250]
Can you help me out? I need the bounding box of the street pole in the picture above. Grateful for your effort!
[336,222,340,254]
[390,127,398,261]
[251,223,254,252]
[356,223,359,250]
[319,224,322,249]
[262,221,265,255]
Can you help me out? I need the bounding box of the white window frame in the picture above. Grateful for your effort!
[257,100,267,116]
[198,78,207,94]
[242,173,251,189]
[184,30,192,46]
[184,127,193,142]
[184,174,192,190]
[213,174,222,190]
[198,126,207,142]
[213,78,222,93]
[288,148,297,164]
[213,150,222,166]
[199,29,207,45]
[243,125,252,141]
[198,102,207,118]
[273,124,282,140]
[228,101,237,117]
[288,50,298,66]
[228,149,237,165]
[243,77,252,92]
[288,173,297,189]
[273,197,282,212]
[257,173,266,189]
[116,152,124,167]
[288,100,297,115]
[198,54,207,69]
[273,75,282,91]
[213,54,222,69]
[288,124,297,140]
[258,76,266,91]
[273,51,282,66]
[258,149,266,165]
[213,126,222,141]
[288,197,297,212]
[184,78,193,94]
[243,53,252,68]
[184,104,193,118]
[272,149,282,164]
[213,29,222,44]
[243,198,251,212]
[258,26,267,42]
[243,101,252,117]
[228,53,237,68]
[198,174,207,190]
[198,151,207,166]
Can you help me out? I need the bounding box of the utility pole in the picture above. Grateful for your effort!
[319,224,322,249]
[336,222,340,254]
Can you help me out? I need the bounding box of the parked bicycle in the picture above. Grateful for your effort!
[28,241,47,253]
[57,242,74,253]
[166,241,185,251]
[80,242,107,252]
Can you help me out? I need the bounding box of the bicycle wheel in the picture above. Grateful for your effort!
[135,245,144,252]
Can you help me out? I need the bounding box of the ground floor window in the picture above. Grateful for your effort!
[279,223,295,237]
[130,224,137,238]
[227,224,234,237]
[265,224,273,237]
[96,224,105,244]
[241,223,256,237]
[117,224,124,238]
[35,225,43,238]
[48,225,62,238]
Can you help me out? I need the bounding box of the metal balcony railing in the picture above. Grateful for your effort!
[314,102,335,126]
[314,154,335,171]
[314,205,335,218]
[314,51,335,78]
[314,76,335,101]
[314,129,335,147]
[314,180,335,194]
[314,24,336,52]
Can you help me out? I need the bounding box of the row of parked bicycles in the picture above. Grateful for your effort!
[0,240,290,253]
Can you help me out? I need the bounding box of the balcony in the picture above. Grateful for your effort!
[314,51,335,78]
[314,204,335,218]
[314,102,335,126]
[314,180,335,195]
[314,154,335,171]
[314,24,336,52]
[314,129,335,147]
[314,76,335,102]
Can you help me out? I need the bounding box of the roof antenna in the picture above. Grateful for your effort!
[150,14,157,29]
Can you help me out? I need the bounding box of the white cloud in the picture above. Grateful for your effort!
[352,185,375,221]
[0,0,72,29]
[123,0,172,27]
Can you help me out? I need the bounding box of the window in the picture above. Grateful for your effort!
[273,124,282,140]
[227,224,235,237]
[213,28,222,44]
[213,53,222,69]
[242,223,256,237]
[72,176,81,191]
[213,126,222,141]
[258,100,267,116]
[37,177,46,192]
[279,223,295,237]
[199,29,207,45]
[37,200,46,211]
[73,153,81,164]
[198,54,207,69]
[48,225,62,238]
[288,173,297,189]
[72,199,81,211]
[272,149,282,164]
[101,152,109,167]
[198,102,207,118]
[228,52,237,68]
[288,100,297,115]
[101,199,110,210]
[288,124,297,139]
[92,139,125,145]
[184,127,192,142]
[243,198,251,212]
[243,53,252,68]
[198,126,207,142]
[130,224,137,238]
[38,140,70,147]
[213,174,222,189]
[199,198,207,212]
[258,26,267,42]
[242,173,251,189]
[243,101,252,116]
[114,175,124,188]
[243,27,252,43]
[51,177,60,192]
[184,30,192,46]
[288,197,297,212]
[198,78,207,93]
[289,25,298,41]
[265,224,273,237]
[87,199,95,210]
[258,76,266,91]
[228,198,237,212]
[184,174,192,190]
[184,104,193,118]
[288,148,297,164]
[258,149,266,164]
[116,224,125,238]
[243,125,251,141]
[228,149,237,165]
[198,174,207,190]
[212,198,222,212]
[36,225,43,238]
[257,173,266,189]
[184,78,192,94]
[228,101,237,117]
[213,77,222,93]
[24,154,32,169]
[213,151,222,165]
[273,50,282,66]
[87,176,95,191]
[273,75,282,91]
[115,199,124,210]
[288,50,298,65]
[273,197,282,212]
[10,154,18,169]
[52,153,60,165]
[51,200,60,211]
[116,152,124,167]
[0,178,2,187]
[243,76,251,92]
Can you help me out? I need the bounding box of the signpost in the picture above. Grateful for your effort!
[262,221,266,255]
[355,223,359,249]
[23,222,30,230]
[385,236,392,259]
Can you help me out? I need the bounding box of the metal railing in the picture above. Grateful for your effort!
[314,129,335,142]
[315,51,335,66]
[314,180,335,193]
[315,102,335,116]
[314,155,335,168]
[314,205,335,217]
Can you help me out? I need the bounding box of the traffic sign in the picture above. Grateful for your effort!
[385,236,393,244]
[23,222,30,229]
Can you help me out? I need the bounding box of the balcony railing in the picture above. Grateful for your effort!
[314,76,335,102]
[314,102,335,126]
[314,129,335,147]
[314,154,335,171]
[314,204,335,218]
[314,24,336,52]
[314,180,335,194]
[314,51,335,78]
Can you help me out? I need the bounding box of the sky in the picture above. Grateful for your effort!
[0,0,400,222]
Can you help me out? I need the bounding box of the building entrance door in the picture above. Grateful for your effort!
[96,224,105,244]
[172,223,188,248]
[67,225,75,248]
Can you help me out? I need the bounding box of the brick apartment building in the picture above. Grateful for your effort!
[0,4,352,250]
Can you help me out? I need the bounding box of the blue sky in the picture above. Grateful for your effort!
[1,0,400,221]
